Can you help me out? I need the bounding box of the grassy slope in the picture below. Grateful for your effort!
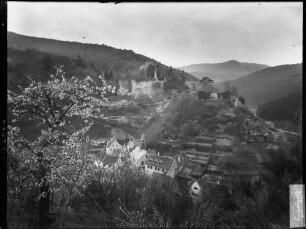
[215,63,302,107]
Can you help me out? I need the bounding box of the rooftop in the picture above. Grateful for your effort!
[101,154,119,166]
[145,154,174,170]
[106,138,118,148]
[196,174,224,188]
[130,146,147,161]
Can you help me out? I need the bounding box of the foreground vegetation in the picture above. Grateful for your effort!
[8,144,302,228]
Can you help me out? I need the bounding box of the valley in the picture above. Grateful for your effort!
[7,31,302,229]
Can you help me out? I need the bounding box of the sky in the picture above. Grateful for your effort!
[7,2,303,67]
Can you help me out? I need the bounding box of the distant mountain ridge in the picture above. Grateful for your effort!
[7,31,198,84]
[178,60,269,83]
[215,63,302,108]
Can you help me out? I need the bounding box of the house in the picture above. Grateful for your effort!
[144,154,178,178]
[126,137,146,151]
[130,146,148,169]
[94,153,123,169]
[190,174,224,199]
[125,132,146,151]
[234,97,243,107]
[210,92,218,99]
[106,138,127,156]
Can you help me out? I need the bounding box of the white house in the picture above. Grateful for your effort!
[144,154,178,178]
[234,97,243,107]
[130,146,148,169]
[106,138,127,156]
[94,153,123,169]
[126,138,146,152]
[210,92,218,99]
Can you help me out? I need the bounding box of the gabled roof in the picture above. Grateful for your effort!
[130,146,147,161]
[101,154,119,166]
[196,174,224,188]
[145,154,174,170]
[106,138,118,148]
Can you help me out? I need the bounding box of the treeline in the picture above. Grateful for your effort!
[8,48,194,94]
[257,91,302,123]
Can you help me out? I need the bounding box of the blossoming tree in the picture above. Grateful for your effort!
[7,66,124,227]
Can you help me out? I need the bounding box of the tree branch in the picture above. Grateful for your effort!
[59,103,74,121]
[44,90,57,122]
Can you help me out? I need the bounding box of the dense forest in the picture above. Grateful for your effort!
[257,91,302,132]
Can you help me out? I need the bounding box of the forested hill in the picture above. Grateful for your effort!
[7,31,197,87]
[256,90,302,130]
[215,63,302,107]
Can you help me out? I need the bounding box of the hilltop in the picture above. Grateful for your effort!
[7,31,197,90]
[215,63,302,108]
[178,60,269,83]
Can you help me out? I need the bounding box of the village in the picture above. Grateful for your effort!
[80,77,300,203]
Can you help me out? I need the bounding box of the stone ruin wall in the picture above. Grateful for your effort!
[119,79,164,98]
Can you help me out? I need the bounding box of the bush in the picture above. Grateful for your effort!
[197,91,211,100]
[233,106,254,118]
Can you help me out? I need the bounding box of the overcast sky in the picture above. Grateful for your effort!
[7,2,303,67]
